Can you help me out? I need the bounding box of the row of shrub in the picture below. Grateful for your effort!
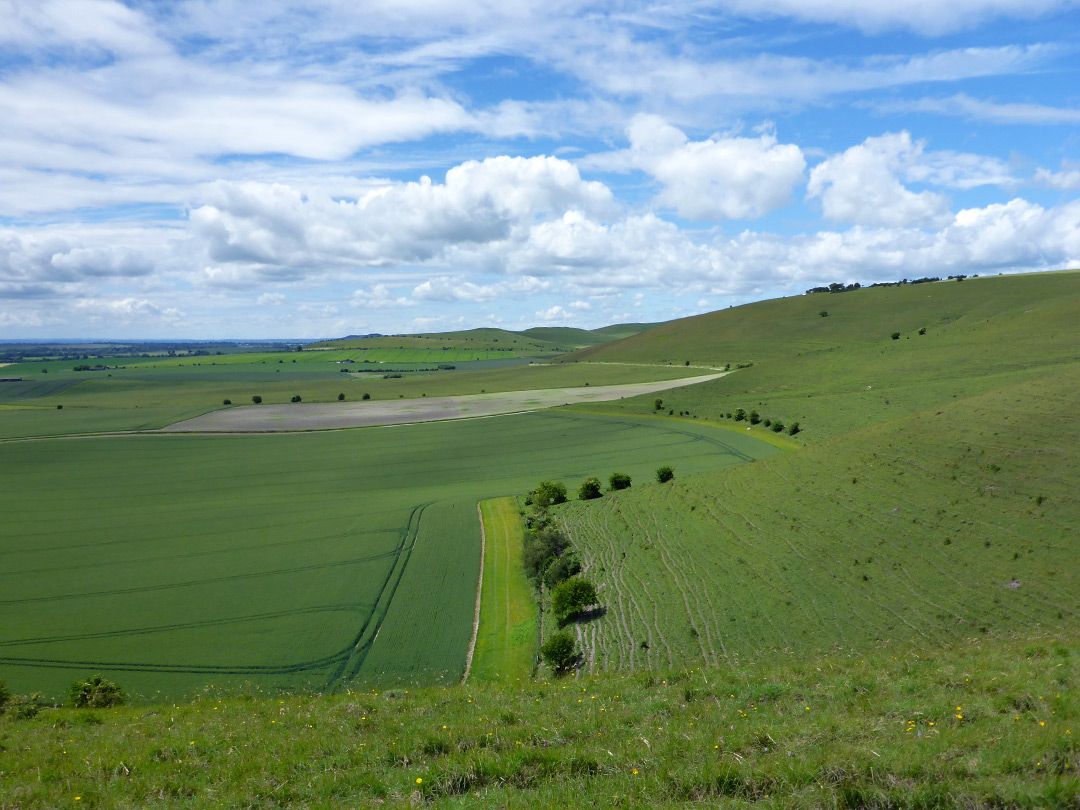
[726,408,800,435]
[0,675,124,719]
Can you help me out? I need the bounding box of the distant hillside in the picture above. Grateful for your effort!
[310,322,660,354]
[563,270,1080,440]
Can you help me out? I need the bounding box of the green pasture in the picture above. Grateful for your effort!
[470,497,538,682]
[557,365,1080,672]
[3,630,1076,809]
[0,362,700,439]
[567,270,1080,440]
[0,412,778,700]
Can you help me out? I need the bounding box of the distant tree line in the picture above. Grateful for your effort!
[806,274,976,295]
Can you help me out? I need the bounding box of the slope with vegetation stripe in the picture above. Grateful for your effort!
[562,270,1080,439]
[552,269,1080,675]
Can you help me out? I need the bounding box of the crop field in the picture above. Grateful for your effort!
[0,411,779,700]
[0,360,701,439]
[557,366,1080,672]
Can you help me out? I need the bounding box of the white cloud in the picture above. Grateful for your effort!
[807,132,953,227]
[73,297,183,323]
[412,275,549,302]
[586,115,805,221]
[257,292,286,306]
[190,156,615,280]
[715,0,1079,34]
[884,93,1080,125]
[535,305,576,322]
[350,284,415,308]
[1034,163,1080,191]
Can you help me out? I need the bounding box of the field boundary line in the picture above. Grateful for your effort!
[461,501,486,685]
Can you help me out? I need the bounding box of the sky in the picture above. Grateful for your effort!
[1,0,1079,339]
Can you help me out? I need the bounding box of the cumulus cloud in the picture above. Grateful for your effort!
[412,275,549,303]
[1034,164,1080,191]
[807,132,953,227]
[350,284,415,308]
[257,292,286,306]
[190,156,614,280]
[586,115,805,221]
[535,305,576,323]
[74,297,183,323]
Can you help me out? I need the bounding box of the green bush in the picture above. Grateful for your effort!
[522,527,571,580]
[749,411,761,425]
[788,421,801,436]
[656,465,675,484]
[362,393,370,400]
[291,395,302,403]
[733,408,746,422]
[534,481,568,508]
[0,679,9,711]
[540,630,577,674]
[578,477,602,500]
[771,421,785,433]
[609,472,632,491]
[552,577,598,622]
[337,393,345,401]
[542,552,581,590]
[69,675,124,709]
[654,398,663,411]
[891,332,900,340]
[222,399,232,405]
[251,395,262,404]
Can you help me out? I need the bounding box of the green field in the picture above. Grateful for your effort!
[2,631,1076,809]
[0,413,779,700]
[554,348,1080,672]
[470,497,538,682]
[0,358,701,439]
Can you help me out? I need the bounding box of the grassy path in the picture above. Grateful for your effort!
[469,497,537,681]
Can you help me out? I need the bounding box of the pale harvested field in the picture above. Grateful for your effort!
[160,373,725,433]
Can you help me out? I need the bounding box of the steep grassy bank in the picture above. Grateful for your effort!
[1,632,1076,808]
[554,364,1080,671]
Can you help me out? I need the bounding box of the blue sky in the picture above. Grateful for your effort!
[1,0,1078,338]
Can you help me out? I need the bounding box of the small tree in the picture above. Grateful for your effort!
[656,465,674,483]
[534,481,568,508]
[552,577,598,622]
[222,399,232,405]
[891,332,900,340]
[733,408,746,422]
[0,678,9,711]
[819,310,828,317]
[771,421,785,433]
[787,421,801,436]
[578,477,602,500]
[609,472,631,491]
[69,675,124,708]
[540,631,577,674]
[542,551,581,590]
[251,395,262,404]
[337,393,345,401]
[291,395,302,403]
[362,393,371,400]
[749,411,761,425]
[654,398,663,411]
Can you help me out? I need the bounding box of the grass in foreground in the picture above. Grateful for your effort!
[470,498,538,683]
[1,632,1076,808]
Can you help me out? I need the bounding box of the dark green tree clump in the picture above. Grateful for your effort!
[291,395,302,403]
[733,408,746,422]
[362,393,371,400]
[222,399,231,405]
[0,679,9,711]
[749,410,761,425]
[522,527,571,581]
[542,552,582,591]
[552,577,598,624]
[609,472,631,491]
[69,675,124,709]
[251,395,262,404]
[788,421,801,436]
[771,421,785,433]
[337,393,345,401]
[533,481,568,508]
[891,332,901,340]
[540,630,577,674]
[654,398,663,411]
[656,465,675,483]
[578,477,602,500]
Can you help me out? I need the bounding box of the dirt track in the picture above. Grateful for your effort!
[159,373,726,433]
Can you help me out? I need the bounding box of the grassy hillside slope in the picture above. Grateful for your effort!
[564,271,1080,440]
[2,631,1075,808]
[557,365,1080,671]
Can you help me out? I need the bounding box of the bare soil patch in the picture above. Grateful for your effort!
[159,373,726,433]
